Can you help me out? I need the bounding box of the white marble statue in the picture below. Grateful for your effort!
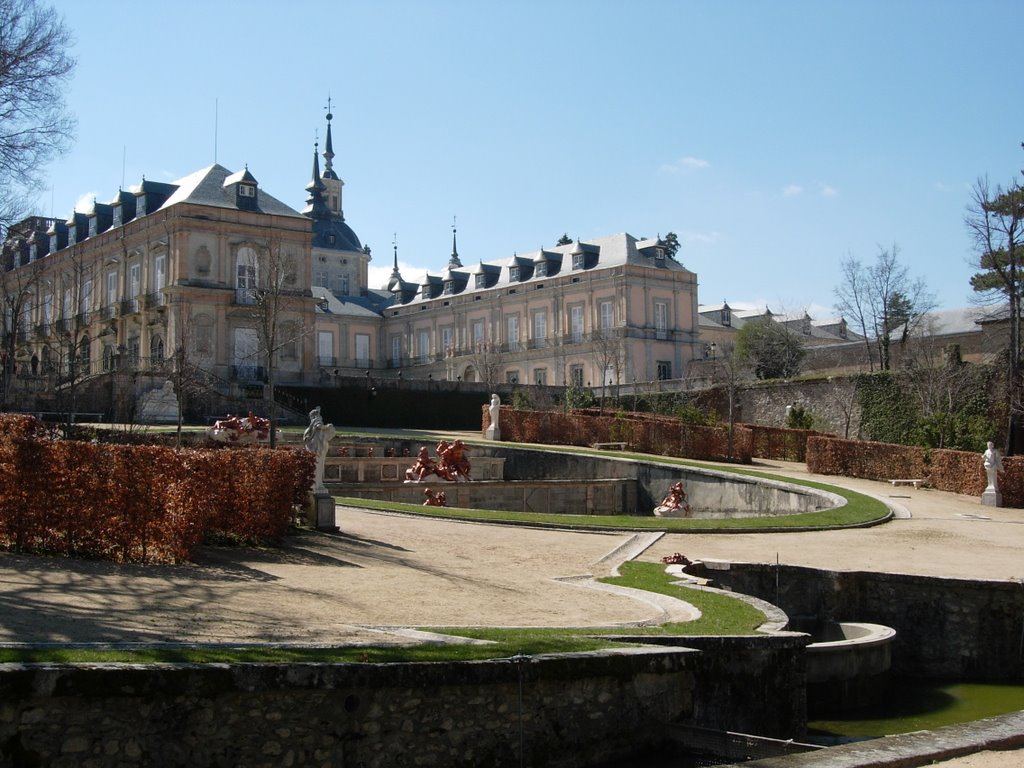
[485,393,501,441]
[303,406,336,493]
[983,441,1003,490]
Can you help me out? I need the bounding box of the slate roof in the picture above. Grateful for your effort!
[397,233,692,305]
[159,164,304,218]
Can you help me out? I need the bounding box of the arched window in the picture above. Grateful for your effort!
[78,334,91,375]
[151,334,165,365]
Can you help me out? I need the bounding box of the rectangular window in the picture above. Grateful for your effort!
[153,254,166,292]
[656,360,672,380]
[355,333,370,368]
[654,300,668,339]
[472,320,485,349]
[42,294,53,327]
[570,305,584,343]
[80,279,92,318]
[391,335,402,367]
[533,311,546,348]
[129,263,141,299]
[334,274,349,295]
[533,368,547,386]
[475,274,487,289]
[505,370,520,384]
[570,364,584,387]
[106,271,117,306]
[317,331,334,367]
[441,326,453,357]
[506,315,519,352]
[418,330,430,363]
[600,300,613,332]
[314,271,329,288]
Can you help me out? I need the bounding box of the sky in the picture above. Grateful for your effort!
[39,0,1024,317]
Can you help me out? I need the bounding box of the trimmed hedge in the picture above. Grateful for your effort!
[0,415,315,563]
[806,434,1024,508]
[487,406,753,463]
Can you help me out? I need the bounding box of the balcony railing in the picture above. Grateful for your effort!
[235,287,258,305]
[230,364,265,382]
[144,291,167,309]
[317,355,337,367]
[120,297,140,315]
[101,305,117,321]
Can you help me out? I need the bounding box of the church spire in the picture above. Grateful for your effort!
[322,96,338,181]
[448,216,462,268]
[302,140,328,219]
[386,234,404,292]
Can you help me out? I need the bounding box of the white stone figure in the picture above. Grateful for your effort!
[303,406,336,493]
[485,393,501,441]
[982,441,1004,507]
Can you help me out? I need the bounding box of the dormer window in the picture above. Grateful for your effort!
[721,308,731,327]
[510,266,520,282]
[535,261,547,277]
[475,274,487,289]
[572,252,584,270]
[444,281,455,295]
[655,246,665,261]
[239,184,256,198]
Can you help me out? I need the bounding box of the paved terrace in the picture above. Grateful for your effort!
[1,439,1022,766]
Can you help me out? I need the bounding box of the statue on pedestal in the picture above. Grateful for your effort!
[303,406,336,493]
[982,441,1003,507]
[485,393,501,440]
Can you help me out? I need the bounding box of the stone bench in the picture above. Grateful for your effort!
[591,442,628,451]
[889,479,924,489]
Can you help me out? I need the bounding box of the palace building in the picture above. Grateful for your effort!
[1,112,701,417]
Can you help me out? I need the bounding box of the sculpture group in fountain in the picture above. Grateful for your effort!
[303,406,336,493]
[422,487,448,507]
[405,439,472,483]
[207,412,272,444]
[654,480,692,517]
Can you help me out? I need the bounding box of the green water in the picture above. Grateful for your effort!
[809,678,1024,742]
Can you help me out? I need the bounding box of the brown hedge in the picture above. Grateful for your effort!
[806,435,1024,508]
[0,415,315,563]
[489,406,752,463]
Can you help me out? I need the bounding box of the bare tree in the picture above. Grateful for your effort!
[709,341,753,460]
[591,327,623,412]
[835,245,934,371]
[0,248,46,406]
[241,238,308,447]
[468,340,504,391]
[966,170,1024,451]
[0,0,76,230]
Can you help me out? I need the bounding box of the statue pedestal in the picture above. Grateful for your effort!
[308,491,337,531]
[982,488,1002,507]
[485,425,500,441]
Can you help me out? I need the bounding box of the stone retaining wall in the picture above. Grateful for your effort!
[0,639,813,767]
[692,563,1024,680]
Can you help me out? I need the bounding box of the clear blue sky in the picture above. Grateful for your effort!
[43,0,1024,316]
